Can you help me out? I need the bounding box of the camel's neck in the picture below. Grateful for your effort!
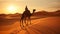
[32,11,35,14]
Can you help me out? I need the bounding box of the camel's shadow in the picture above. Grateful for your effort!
[10,26,30,34]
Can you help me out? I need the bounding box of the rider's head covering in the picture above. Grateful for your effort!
[25,5,28,11]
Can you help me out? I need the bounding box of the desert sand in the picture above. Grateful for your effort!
[0,17,60,34]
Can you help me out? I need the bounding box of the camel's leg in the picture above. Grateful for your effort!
[20,19,21,26]
[30,18,31,24]
[29,17,31,25]
[24,18,27,26]
[26,18,29,26]
[21,19,24,27]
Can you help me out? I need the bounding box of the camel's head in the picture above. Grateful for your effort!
[33,9,36,14]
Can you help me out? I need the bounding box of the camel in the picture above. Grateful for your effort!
[20,6,36,27]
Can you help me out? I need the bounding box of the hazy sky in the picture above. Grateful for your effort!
[0,0,60,14]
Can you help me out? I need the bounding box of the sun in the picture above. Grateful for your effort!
[8,6,16,11]
[7,5,18,14]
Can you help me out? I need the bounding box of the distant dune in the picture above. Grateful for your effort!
[0,10,60,18]
[33,10,60,16]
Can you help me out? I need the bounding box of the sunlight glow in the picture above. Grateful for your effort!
[8,6,16,11]
[7,5,18,14]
